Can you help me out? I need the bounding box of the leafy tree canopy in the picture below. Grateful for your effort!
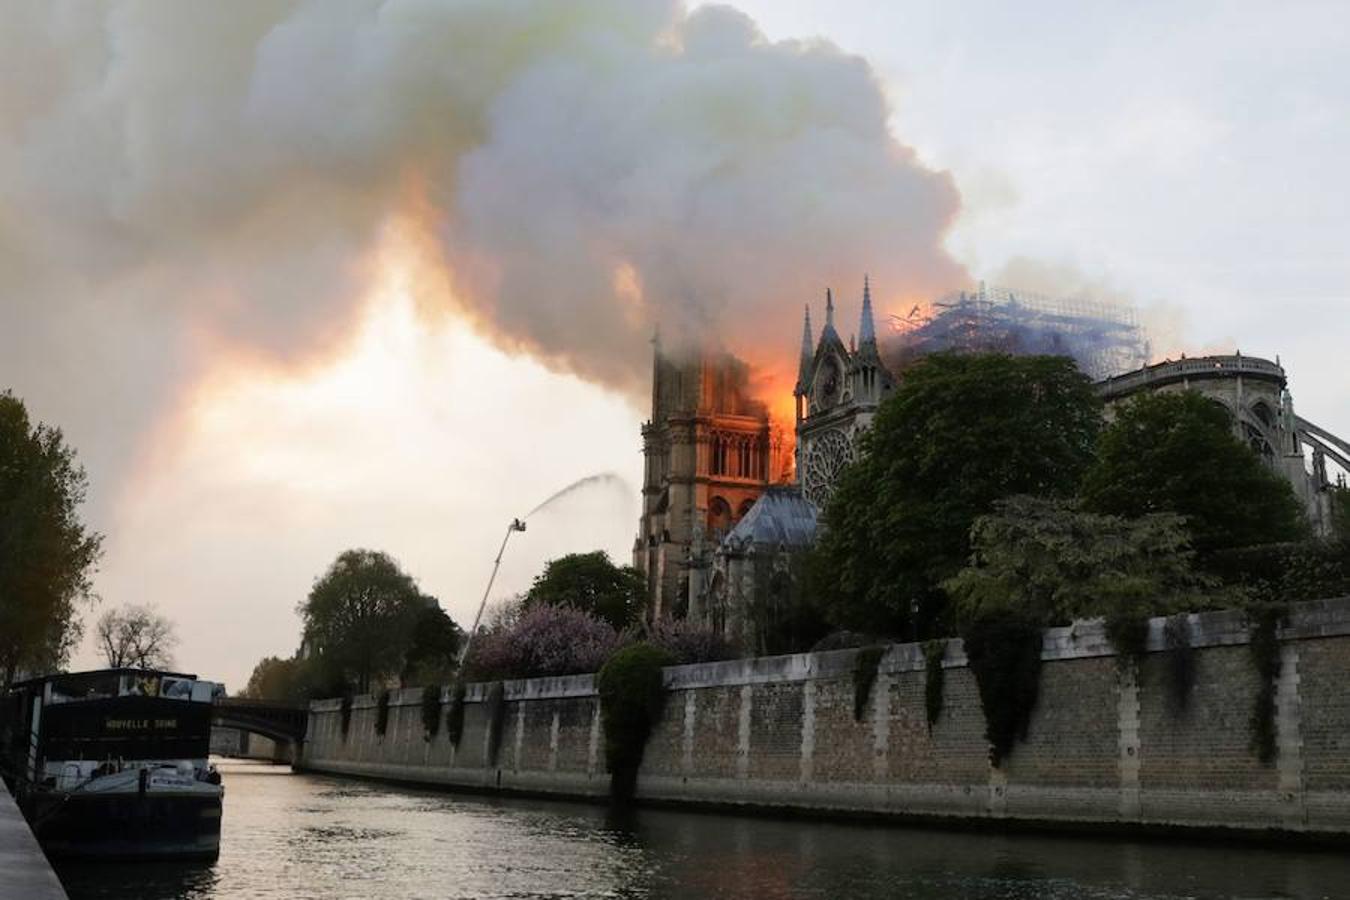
[297,548,435,693]
[524,550,645,630]
[240,653,349,702]
[400,604,464,687]
[242,656,303,701]
[1081,391,1307,553]
[815,353,1102,639]
[0,390,103,684]
[944,496,1222,635]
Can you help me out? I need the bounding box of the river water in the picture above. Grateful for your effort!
[53,759,1350,900]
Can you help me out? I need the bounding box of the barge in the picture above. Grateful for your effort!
[2,668,224,860]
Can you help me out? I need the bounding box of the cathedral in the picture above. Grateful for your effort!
[635,276,1349,651]
[633,278,894,650]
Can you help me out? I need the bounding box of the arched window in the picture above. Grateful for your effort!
[708,496,733,537]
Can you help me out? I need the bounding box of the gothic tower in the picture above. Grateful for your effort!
[795,276,895,508]
[634,337,777,620]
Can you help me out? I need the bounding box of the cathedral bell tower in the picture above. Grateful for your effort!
[795,276,895,508]
[634,337,776,620]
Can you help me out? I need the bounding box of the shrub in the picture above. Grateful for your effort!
[485,682,506,766]
[421,685,443,739]
[852,646,885,722]
[923,640,946,731]
[962,611,1044,767]
[1247,602,1286,765]
[465,604,619,681]
[597,642,674,801]
[445,684,467,749]
[339,694,353,740]
[1163,614,1196,711]
[639,617,740,664]
[1204,539,1350,604]
[1104,606,1150,667]
[375,689,391,737]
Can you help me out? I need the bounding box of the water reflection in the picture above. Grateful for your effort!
[55,760,1350,900]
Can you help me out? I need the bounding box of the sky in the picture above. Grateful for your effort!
[3,1,1346,691]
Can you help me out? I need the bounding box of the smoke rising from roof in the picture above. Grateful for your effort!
[1,1,964,506]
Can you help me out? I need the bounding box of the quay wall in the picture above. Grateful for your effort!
[300,597,1350,839]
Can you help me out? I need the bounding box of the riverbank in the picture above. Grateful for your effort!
[302,596,1350,842]
[0,785,68,900]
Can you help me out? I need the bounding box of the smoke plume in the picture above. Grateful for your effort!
[1,1,964,504]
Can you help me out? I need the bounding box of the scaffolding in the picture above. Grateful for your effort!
[888,283,1149,381]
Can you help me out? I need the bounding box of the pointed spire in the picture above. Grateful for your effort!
[795,304,814,393]
[825,288,835,329]
[859,274,876,345]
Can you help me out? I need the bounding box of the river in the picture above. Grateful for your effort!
[53,759,1350,900]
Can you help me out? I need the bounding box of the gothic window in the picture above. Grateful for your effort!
[712,435,728,475]
[738,439,751,477]
[738,498,756,519]
[802,429,854,508]
[709,496,733,537]
[1242,421,1275,464]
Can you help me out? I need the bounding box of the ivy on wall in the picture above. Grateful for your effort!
[375,689,392,737]
[597,642,673,801]
[445,684,467,749]
[1163,614,1196,711]
[963,611,1043,767]
[923,640,946,731]
[1248,603,1286,765]
[421,685,443,739]
[485,682,506,765]
[852,646,885,723]
[339,694,353,740]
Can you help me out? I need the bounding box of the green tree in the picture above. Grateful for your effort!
[943,496,1221,653]
[816,353,1102,639]
[400,604,464,686]
[0,391,103,684]
[297,549,431,693]
[1082,391,1307,553]
[524,550,645,630]
[241,656,304,701]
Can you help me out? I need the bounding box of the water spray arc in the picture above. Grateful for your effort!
[456,472,633,668]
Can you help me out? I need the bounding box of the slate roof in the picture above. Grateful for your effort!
[722,485,818,550]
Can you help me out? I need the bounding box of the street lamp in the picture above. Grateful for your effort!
[457,518,526,668]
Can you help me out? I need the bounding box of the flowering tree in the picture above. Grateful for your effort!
[466,604,619,680]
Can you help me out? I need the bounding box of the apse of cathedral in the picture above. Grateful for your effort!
[633,278,893,651]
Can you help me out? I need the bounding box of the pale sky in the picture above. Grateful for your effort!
[3,2,1344,690]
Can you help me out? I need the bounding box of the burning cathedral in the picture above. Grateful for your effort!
[633,278,891,649]
[634,279,1349,652]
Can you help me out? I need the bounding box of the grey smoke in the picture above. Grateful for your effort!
[1,1,964,515]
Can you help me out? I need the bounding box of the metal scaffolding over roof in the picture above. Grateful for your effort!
[889,283,1150,381]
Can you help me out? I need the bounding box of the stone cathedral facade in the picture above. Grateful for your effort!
[794,277,895,509]
[635,278,894,651]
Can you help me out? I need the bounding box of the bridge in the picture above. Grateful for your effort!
[211,697,309,764]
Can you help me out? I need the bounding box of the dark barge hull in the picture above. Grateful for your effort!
[26,791,221,860]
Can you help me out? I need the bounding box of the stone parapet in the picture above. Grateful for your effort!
[301,596,1350,840]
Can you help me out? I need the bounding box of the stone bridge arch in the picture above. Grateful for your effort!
[211,698,308,765]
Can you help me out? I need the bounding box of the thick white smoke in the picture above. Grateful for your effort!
[1,0,963,499]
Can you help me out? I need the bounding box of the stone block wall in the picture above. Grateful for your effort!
[301,597,1350,838]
